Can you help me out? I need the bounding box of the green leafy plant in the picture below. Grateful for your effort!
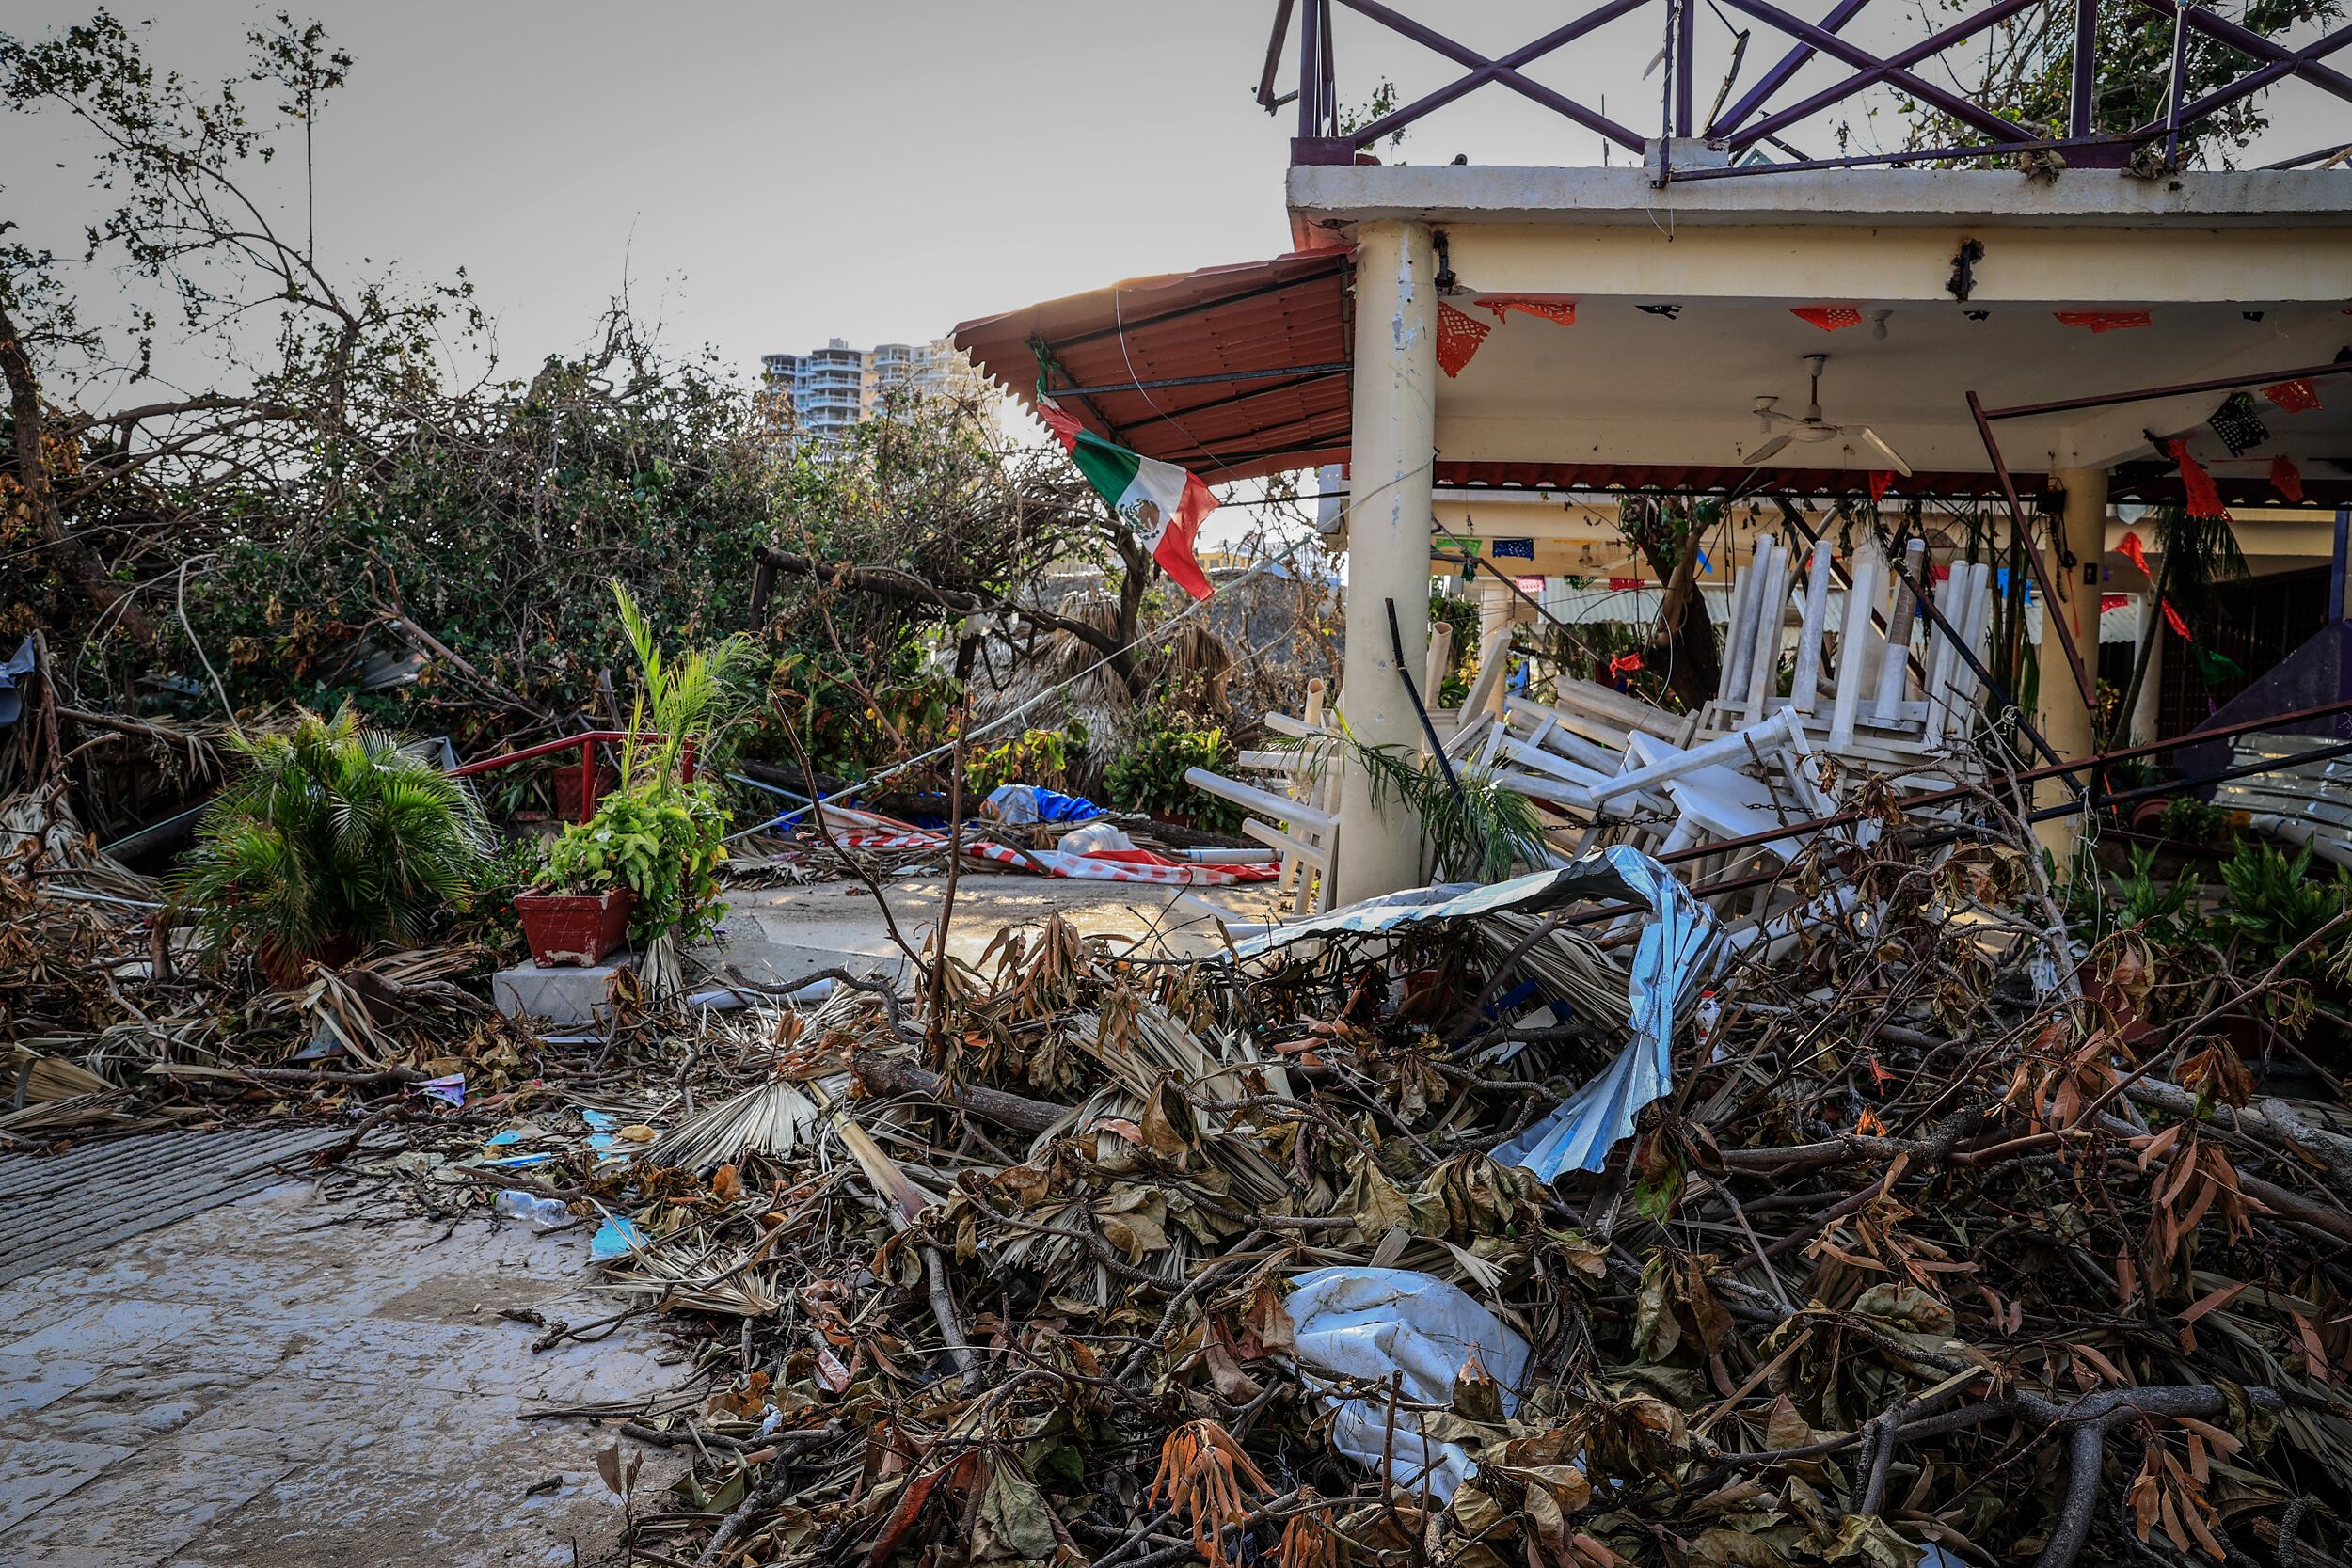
[538,581,760,947]
[964,724,1088,799]
[168,705,492,968]
[453,834,545,961]
[1345,735,1550,884]
[1886,0,2342,170]
[2157,794,2231,846]
[544,778,729,948]
[2216,840,2350,970]
[611,578,765,782]
[1104,709,1241,832]
[2117,846,2201,944]
[1429,591,1481,708]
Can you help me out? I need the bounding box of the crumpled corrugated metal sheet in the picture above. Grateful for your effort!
[1229,850,1661,958]
[1232,846,1714,1180]
[1491,848,1714,1178]
[0,1124,355,1287]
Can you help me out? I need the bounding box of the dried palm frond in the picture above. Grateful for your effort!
[1343,735,1553,883]
[1062,1002,1299,1212]
[648,1078,820,1171]
[247,945,488,1069]
[1476,911,1632,1032]
[595,1235,783,1317]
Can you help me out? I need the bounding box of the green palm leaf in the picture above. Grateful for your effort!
[167,702,492,963]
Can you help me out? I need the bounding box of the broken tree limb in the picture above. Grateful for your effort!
[2020,1384,2284,1568]
[754,545,1136,676]
[374,609,541,716]
[923,1241,980,1389]
[850,1053,1066,1136]
[2123,1078,2352,1175]
[0,295,156,644]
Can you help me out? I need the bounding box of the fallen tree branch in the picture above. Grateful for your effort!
[2124,1078,2352,1175]
[851,1053,1067,1136]
[2019,1384,2284,1568]
[755,546,1127,664]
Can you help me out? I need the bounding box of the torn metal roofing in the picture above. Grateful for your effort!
[952,249,1354,484]
[1233,847,1716,1180]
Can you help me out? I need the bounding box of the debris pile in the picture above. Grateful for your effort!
[1195,532,1996,924]
[373,804,2346,1568]
[9,539,2352,1568]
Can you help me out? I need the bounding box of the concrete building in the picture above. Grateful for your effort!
[955,6,2352,898]
[759,338,988,440]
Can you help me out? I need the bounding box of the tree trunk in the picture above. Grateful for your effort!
[1625,497,1720,710]
[2109,535,2175,752]
[1107,528,1152,704]
[0,298,154,643]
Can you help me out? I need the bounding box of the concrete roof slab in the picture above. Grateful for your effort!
[1289,165,2352,229]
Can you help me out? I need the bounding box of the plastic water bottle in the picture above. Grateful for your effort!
[1693,990,1724,1064]
[494,1190,574,1228]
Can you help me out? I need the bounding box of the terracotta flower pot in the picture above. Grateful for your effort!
[514,886,635,967]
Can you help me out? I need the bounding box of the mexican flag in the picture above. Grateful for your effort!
[1037,401,1216,600]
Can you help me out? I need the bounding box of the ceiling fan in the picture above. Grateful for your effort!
[1745,353,1914,476]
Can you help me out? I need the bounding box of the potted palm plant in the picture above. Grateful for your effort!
[168,706,494,988]
[515,581,759,973]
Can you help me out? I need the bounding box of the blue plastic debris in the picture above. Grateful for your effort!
[0,637,36,730]
[590,1213,647,1261]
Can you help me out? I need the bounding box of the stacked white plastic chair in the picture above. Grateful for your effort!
[1186,678,1343,916]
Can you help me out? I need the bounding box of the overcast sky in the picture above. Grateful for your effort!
[6,2,2342,396]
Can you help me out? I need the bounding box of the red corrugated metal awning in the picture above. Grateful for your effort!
[952,250,1353,483]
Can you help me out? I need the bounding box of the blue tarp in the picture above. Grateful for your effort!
[983,784,1105,825]
[0,638,36,729]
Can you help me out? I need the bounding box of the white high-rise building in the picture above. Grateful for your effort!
[759,338,988,440]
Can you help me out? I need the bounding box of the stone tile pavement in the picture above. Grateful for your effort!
[0,1180,689,1566]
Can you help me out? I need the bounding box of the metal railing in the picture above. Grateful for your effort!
[449,731,697,823]
[1259,0,2352,180]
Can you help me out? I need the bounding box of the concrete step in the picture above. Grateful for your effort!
[491,955,638,1030]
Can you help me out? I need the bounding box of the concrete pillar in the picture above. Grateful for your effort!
[2035,467,2108,869]
[2129,584,2165,747]
[1334,219,1437,904]
[1478,578,1511,642]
